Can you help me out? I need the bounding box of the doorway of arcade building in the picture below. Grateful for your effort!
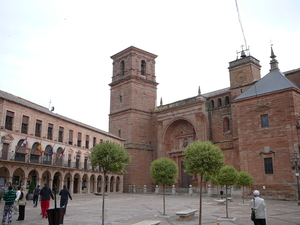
[181,161,192,188]
[53,172,62,192]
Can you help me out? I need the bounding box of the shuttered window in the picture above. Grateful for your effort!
[264,158,274,174]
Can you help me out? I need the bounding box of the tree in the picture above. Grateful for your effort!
[236,171,254,204]
[150,157,178,215]
[217,166,238,218]
[89,141,131,225]
[28,180,36,194]
[183,141,225,225]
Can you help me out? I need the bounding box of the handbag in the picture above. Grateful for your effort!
[251,199,255,221]
[251,209,255,221]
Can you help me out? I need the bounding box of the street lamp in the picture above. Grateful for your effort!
[290,151,300,205]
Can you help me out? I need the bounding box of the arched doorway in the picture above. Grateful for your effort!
[163,119,196,188]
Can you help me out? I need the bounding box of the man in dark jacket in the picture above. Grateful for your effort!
[33,185,40,207]
[2,186,16,224]
[59,185,72,215]
[39,183,54,218]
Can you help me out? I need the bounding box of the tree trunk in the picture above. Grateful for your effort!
[242,186,245,204]
[163,184,165,215]
[102,171,106,225]
[199,175,203,225]
[225,184,228,218]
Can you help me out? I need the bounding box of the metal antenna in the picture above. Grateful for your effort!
[235,0,248,51]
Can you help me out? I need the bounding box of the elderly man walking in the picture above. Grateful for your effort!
[251,190,267,225]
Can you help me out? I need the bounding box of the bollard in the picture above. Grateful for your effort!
[133,185,136,193]
[172,185,176,195]
[143,185,147,193]
[189,185,193,196]
[155,185,159,194]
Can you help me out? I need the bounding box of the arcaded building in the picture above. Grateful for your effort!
[109,46,300,200]
[0,91,125,194]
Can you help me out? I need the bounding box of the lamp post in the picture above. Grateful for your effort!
[290,151,300,205]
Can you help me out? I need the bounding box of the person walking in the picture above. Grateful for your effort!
[33,185,40,207]
[14,186,21,214]
[2,186,16,224]
[16,186,26,221]
[59,185,72,215]
[39,183,54,218]
[251,190,267,225]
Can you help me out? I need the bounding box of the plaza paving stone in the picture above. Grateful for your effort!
[1,193,300,225]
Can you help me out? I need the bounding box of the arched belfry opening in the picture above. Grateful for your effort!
[163,119,196,188]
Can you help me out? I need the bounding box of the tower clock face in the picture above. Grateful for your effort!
[235,71,246,83]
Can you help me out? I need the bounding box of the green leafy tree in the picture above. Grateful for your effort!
[236,171,254,204]
[150,157,178,215]
[217,166,238,218]
[183,141,224,225]
[89,141,131,225]
[28,180,36,194]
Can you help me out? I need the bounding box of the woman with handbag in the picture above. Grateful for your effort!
[251,190,267,225]
[17,186,27,221]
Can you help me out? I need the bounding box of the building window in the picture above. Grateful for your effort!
[121,60,125,75]
[5,111,14,130]
[93,137,96,147]
[77,132,82,147]
[119,94,122,103]
[21,116,29,134]
[100,139,103,143]
[84,157,88,170]
[69,130,73,145]
[223,117,230,132]
[261,114,269,128]
[68,154,71,167]
[35,120,42,137]
[118,129,121,138]
[217,98,222,107]
[58,127,64,142]
[85,135,89,149]
[264,158,274,174]
[210,100,215,109]
[43,145,53,165]
[47,123,53,140]
[141,60,146,75]
[225,96,230,105]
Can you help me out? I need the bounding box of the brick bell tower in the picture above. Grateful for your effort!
[109,46,158,192]
[229,49,261,100]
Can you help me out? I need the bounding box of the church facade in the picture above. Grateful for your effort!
[109,46,300,200]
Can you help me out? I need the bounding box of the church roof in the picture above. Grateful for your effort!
[235,48,300,100]
[235,69,300,100]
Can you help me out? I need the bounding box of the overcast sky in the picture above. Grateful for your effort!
[1,0,300,131]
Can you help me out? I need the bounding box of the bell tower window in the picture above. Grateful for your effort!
[141,60,146,75]
[120,60,125,75]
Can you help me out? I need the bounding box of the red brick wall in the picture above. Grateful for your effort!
[233,90,300,198]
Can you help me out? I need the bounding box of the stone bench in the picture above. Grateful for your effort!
[176,209,198,221]
[215,199,226,205]
[227,197,233,202]
[131,220,161,225]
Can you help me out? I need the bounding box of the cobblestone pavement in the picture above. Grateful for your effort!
[1,193,300,225]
